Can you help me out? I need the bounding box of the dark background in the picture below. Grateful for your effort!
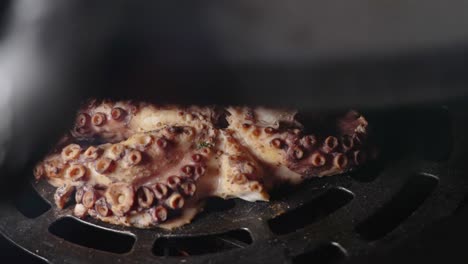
[1,1,468,263]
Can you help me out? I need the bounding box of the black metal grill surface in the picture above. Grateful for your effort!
[1,101,467,264]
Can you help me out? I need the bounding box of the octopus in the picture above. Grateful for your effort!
[33,99,373,229]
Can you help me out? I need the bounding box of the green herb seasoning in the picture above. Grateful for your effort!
[197,141,213,149]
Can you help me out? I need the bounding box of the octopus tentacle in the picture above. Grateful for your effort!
[39,125,262,227]
[226,106,372,185]
[71,99,220,143]
[36,101,374,229]
[214,130,269,202]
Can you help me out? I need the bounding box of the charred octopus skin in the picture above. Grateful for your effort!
[35,100,375,229]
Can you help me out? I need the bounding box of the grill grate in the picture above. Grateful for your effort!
[1,102,467,264]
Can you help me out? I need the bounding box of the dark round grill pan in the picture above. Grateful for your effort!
[1,101,467,264]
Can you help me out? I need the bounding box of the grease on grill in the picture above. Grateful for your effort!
[356,173,439,240]
[13,183,50,219]
[268,188,354,235]
[152,229,252,257]
[48,217,135,254]
[292,242,347,264]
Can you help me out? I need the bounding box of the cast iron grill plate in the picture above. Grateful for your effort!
[1,102,467,264]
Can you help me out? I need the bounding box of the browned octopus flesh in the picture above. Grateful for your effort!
[34,100,373,229]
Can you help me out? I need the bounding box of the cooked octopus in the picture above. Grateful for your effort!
[34,100,373,229]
